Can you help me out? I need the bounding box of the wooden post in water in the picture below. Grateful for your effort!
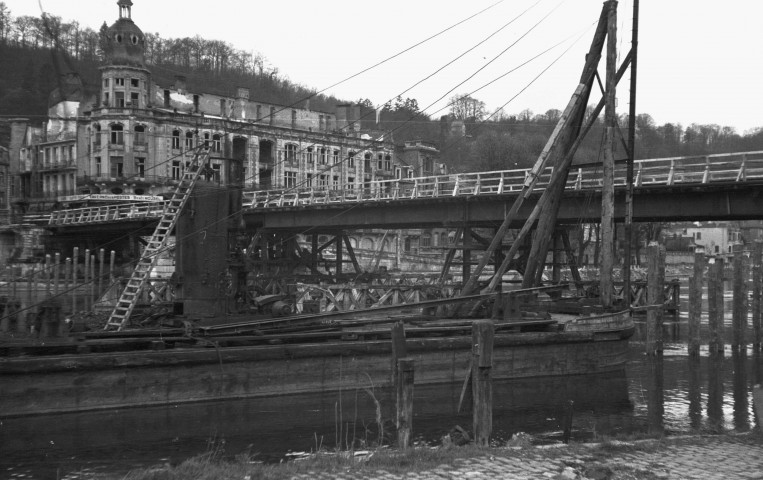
[688,247,705,356]
[472,319,494,446]
[708,256,725,353]
[98,249,105,304]
[27,263,35,333]
[72,247,78,313]
[64,258,71,314]
[391,321,407,387]
[90,253,96,311]
[753,240,763,352]
[109,250,116,284]
[44,254,51,298]
[53,253,61,296]
[396,357,414,449]
[645,242,665,355]
[84,249,90,311]
[732,251,750,350]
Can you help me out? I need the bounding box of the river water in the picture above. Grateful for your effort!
[2,284,762,480]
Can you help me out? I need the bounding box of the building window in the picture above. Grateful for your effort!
[103,78,109,88]
[110,124,124,145]
[347,176,354,188]
[203,132,210,149]
[306,147,314,165]
[130,92,139,107]
[115,91,125,107]
[421,233,432,248]
[172,130,181,149]
[131,78,139,88]
[172,160,181,180]
[384,155,391,170]
[212,163,221,183]
[93,124,102,146]
[135,157,145,178]
[185,131,194,149]
[378,153,383,170]
[332,176,339,190]
[212,134,222,153]
[103,92,110,105]
[318,174,328,189]
[95,157,102,177]
[320,147,327,165]
[134,125,146,145]
[256,104,262,120]
[348,152,356,168]
[364,153,372,171]
[115,78,125,87]
[284,171,297,188]
[333,150,340,164]
[695,232,702,240]
[285,144,298,163]
[110,156,124,178]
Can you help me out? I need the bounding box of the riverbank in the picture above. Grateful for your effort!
[99,432,762,480]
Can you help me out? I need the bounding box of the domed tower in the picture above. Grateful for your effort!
[99,0,151,109]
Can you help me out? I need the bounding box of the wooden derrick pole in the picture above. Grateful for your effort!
[600,0,618,307]
[456,5,613,298]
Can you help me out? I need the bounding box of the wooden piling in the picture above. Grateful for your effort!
[688,248,705,356]
[53,253,61,296]
[72,247,79,313]
[84,250,90,311]
[44,254,52,298]
[109,250,116,284]
[645,242,665,355]
[396,357,414,449]
[391,321,407,387]
[732,252,750,350]
[90,254,96,311]
[472,319,494,446]
[98,249,105,303]
[26,264,35,333]
[64,258,71,314]
[708,256,725,353]
[752,240,762,351]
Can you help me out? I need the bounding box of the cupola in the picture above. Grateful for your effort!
[102,0,146,68]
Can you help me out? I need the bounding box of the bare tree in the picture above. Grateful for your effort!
[449,93,486,120]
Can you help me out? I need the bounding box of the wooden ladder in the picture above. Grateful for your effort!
[104,149,209,331]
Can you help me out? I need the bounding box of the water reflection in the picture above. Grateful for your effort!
[687,355,702,429]
[706,351,724,432]
[3,346,762,479]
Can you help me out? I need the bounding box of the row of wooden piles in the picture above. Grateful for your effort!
[644,239,763,356]
[0,247,118,334]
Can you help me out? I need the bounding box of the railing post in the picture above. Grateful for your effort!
[667,159,675,185]
[452,176,460,196]
[736,154,747,182]
[702,156,710,184]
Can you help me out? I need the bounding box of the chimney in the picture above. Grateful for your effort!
[336,104,350,131]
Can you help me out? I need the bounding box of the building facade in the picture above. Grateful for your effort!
[6,0,398,221]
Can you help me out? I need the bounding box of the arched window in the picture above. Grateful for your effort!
[212,133,222,153]
[172,130,181,150]
[133,125,146,145]
[364,152,372,171]
[203,132,210,149]
[110,124,124,145]
[348,151,356,168]
[421,232,432,248]
[185,131,194,149]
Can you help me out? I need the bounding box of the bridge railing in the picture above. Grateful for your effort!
[242,151,763,209]
[39,150,763,224]
[48,202,166,226]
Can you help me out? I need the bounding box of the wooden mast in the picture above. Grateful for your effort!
[600,1,618,307]
[458,4,610,299]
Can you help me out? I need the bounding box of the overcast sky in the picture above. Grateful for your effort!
[5,0,762,134]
